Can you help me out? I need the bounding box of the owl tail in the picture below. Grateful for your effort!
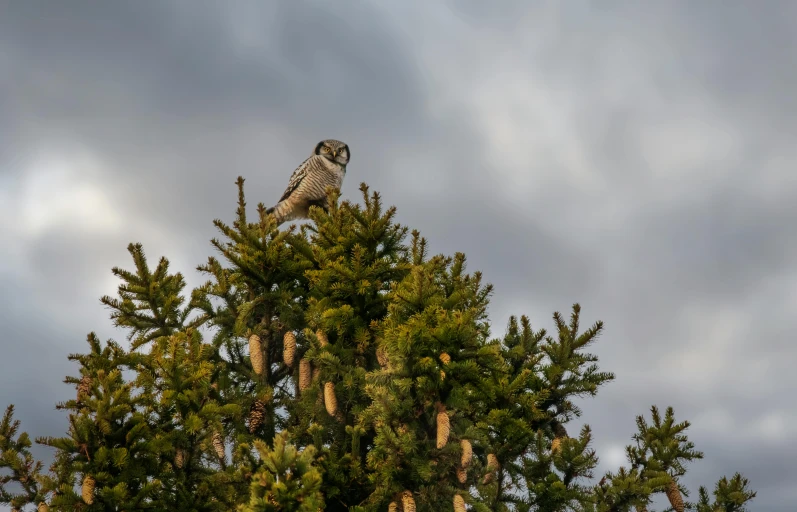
[265,202,289,226]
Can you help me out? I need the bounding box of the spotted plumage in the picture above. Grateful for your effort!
[266,139,350,225]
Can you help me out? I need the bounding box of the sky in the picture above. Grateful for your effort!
[1,1,795,509]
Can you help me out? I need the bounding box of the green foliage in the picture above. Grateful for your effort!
[695,473,757,512]
[628,405,704,480]
[36,333,161,511]
[0,405,46,510]
[588,406,712,512]
[101,243,194,350]
[238,431,324,512]
[0,178,756,511]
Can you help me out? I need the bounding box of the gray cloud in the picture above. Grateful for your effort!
[2,2,796,509]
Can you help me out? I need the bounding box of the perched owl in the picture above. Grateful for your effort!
[265,139,350,225]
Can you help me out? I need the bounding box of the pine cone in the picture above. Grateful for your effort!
[483,453,500,484]
[249,334,264,375]
[299,359,312,392]
[460,439,472,467]
[376,346,389,367]
[82,474,95,505]
[324,382,338,416]
[453,494,466,512]
[436,408,450,449]
[312,365,321,382]
[401,490,416,512]
[316,329,329,347]
[77,375,92,402]
[212,430,225,461]
[335,409,346,423]
[440,370,446,381]
[634,506,648,512]
[38,504,49,512]
[283,332,297,367]
[439,352,451,365]
[665,480,684,512]
[388,501,398,512]
[248,399,266,433]
[552,421,568,454]
[175,448,185,469]
[456,466,467,484]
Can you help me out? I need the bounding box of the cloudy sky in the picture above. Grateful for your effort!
[1,1,795,509]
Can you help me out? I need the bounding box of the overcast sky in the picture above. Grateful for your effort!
[1,1,795,510]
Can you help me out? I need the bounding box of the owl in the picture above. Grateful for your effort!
[266,139,350,225]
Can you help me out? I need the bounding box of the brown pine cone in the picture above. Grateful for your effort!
[248,399,266,433]
[77,375,92,402]
[175,448,185,469]
[460,439,472,467]
[665,480,684,512]
[212,430,225,461]
[436,404,450,449]
[376,346,389,367]
[283,332,297,367]
[401,490,416,512]
[82,474,95,504]
[299,359,312,392]
[324,382,338,416]
[552,421,568,454]
[249,334,264,375]
[483,453,500,484]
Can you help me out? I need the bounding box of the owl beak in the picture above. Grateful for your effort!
[332,149,338,157]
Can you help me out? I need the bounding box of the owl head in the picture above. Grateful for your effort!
[315,139,350,166]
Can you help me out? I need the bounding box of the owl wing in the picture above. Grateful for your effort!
[277,156,314,203]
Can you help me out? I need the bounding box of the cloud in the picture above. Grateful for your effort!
[13,152,121,236]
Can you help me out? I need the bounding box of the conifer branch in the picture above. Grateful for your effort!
[7,180,755,512]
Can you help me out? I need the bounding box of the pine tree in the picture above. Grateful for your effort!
[625,406,704,512]
[0,178,757,511]
[238,431,324,512]
[695,473,756,512]
[0,405,46,510]
[35,333,161,510]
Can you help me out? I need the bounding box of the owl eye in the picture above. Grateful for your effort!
[322,147,330,153]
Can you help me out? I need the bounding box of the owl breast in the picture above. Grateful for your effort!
[331,167,345,188]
